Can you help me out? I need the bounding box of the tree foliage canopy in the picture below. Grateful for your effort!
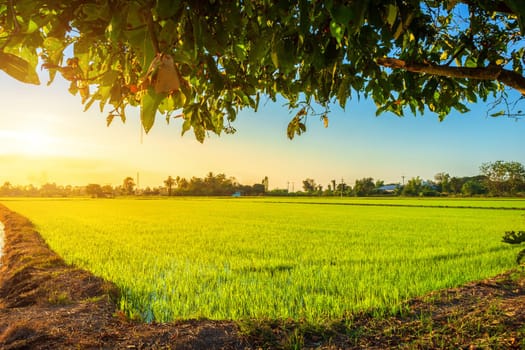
[1,0,525,141]
[480,160,525,195]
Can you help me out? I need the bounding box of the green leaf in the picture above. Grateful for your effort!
[83,95,97,112]
[322,114,329,128]
[234,43,247,60]
[330,20,345,44]
[490,110,506,117]
[234,89,253,107]
[181,117,192,135]
[286,115,307,140]
[109,84,122,106]
[43,37,65,54]
[159,95,174,113]
[211,110,224,134]
[101,70,119,86]
[193,125,205,143]
[124,23,149,50]
[106,113,115,127]
[249,37,269,62]
[181,104,198,136]
[68,80,78,95]
[271,37,296,73]
[73,36,92,76]
[254,92,260,112]
[465,56,477,68]
[140,89,164,133]
[226,105,237,122]
[0,52,40,85]
[43,37,66,84]
[337,75,351,109]
[385,4,397,28]
[106,15,124,42]
[95,85,112,112]
[286,120,296,140]
[172,90,186,109]
[24,19,39,34]
[270,45,279,69]
[328,3,353,25]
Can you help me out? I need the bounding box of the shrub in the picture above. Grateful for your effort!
[502,231,525,265]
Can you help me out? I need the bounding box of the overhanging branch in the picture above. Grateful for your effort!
[459,0,515,15]
[376,57,525,95]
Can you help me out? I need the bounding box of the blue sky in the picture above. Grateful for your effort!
[1,69,524,190]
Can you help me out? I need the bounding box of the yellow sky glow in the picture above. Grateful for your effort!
[0,129,60,156]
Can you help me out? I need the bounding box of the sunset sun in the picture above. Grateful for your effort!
[0,128,59,156]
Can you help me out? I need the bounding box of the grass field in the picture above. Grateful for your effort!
[2,197,525,323]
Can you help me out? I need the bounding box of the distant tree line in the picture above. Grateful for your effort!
[0,182,86,197]
[280,160,525,198]
[82,172,268,197]
[1,161,524,198]
[0,172,267,198]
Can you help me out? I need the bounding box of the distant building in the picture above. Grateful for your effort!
[377,184,398,194]
[232,191,241,197]
[422,181,439,191]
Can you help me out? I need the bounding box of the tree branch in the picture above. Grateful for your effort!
[376,57,525,95]
[146,11,160,54]
[459,0,515,15]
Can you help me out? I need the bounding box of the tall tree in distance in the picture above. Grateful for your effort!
[434,172,451,194]
[262,176,269,193]
[0,182,13,196]
[302,178,317,193]
[122,177,135,195]
[403,176,424,196]
[480,161,525,196]
[164,176,175,196]
[1,1,525,141]
[86,184,103,198]
[354,177,375,196]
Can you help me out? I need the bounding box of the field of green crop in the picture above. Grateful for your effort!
[2,197,525,323]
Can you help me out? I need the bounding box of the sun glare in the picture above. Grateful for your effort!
[0,129,60,156]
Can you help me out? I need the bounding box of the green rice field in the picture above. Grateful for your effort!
[2,197,525,323]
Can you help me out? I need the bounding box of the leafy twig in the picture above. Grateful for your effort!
[1,0,21,51]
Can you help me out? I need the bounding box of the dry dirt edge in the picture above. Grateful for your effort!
[0,204,523,349]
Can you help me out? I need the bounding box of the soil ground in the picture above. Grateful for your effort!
[0,204,523,349]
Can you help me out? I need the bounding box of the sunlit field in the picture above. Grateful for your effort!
[3,197,525,323]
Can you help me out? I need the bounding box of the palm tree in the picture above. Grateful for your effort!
[164,176,175,196]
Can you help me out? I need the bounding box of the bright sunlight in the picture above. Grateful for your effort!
[0,129,59,156]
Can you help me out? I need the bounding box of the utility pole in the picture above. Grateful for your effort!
[340,177,344,198]
[401,175,405,186]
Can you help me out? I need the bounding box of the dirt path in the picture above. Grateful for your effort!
[0,204,523,349]
[0,205,246,349]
